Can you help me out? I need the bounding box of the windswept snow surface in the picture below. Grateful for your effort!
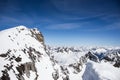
[83,60,120,80]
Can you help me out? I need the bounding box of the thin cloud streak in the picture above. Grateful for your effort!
[56,13,105,21]
[45,20,120,31]
[105,21,120,30]
[45,23,83,30]
[82,21,120,32]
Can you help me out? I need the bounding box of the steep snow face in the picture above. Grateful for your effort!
[83,60,120,80]
[0,26,54,80]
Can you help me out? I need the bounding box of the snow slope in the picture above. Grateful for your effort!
[0,26,54,80]
[83,60,120,80]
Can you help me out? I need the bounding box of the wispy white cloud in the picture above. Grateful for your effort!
[1,16,19,23]
[0,15,35,25]
[45,23,83,30]
[84,21,120,32]
[105,21,120,30]
[57,13,105,21]
[45,20,120,31]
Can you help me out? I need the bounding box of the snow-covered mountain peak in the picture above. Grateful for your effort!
[0,25,27,32]
[0,25,44,51]
[11,25,27,29]
[0,26,54,80]
[94,48,107,54]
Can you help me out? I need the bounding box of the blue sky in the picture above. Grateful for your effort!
[0,0,120,46]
